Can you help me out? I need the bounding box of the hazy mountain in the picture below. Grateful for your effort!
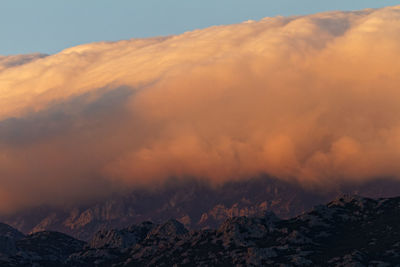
[2,176,400,242]
[1,195,400,266]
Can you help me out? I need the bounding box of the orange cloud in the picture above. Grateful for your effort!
[1,6,400,212]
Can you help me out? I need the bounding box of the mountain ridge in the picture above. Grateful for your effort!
[2,176,400,242]
[1,194,400,266]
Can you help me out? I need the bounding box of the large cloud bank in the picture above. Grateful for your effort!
[1,6,400,212]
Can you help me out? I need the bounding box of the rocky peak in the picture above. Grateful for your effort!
[90,221,155,249]
[327,194,376,209]
[146,219,188,241]
[2,195,400,266]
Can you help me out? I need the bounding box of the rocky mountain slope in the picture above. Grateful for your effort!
[1,195,400,266]
[2,176,399,242]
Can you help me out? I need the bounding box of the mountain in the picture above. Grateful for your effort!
[2,176,400,242]
[0,223,24,256]
[1,195,400,266]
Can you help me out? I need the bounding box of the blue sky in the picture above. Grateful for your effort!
[1,0,398,55]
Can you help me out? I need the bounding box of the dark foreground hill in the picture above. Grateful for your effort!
[1,195,400,266]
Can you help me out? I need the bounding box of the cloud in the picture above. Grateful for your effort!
[1,6,400,212]
[0,53,47,73]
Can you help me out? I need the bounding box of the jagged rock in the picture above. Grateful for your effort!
[146,219,188,241]
[90,221,155,249]
[1,195,400,266]
[0,176,334,240]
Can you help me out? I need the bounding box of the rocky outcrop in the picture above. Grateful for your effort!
[2,195,400,266]
[0,176,351,240]
[89,221,155,249]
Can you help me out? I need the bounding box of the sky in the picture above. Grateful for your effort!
[1,0,399,55]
